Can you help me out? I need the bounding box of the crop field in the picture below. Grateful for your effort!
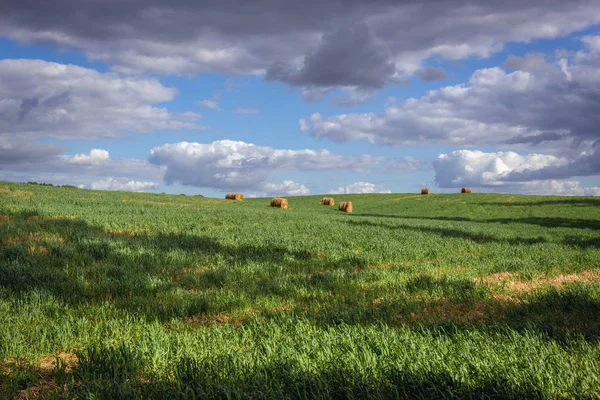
[1,181,599,399]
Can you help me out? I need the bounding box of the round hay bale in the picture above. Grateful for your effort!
[421,188,430,195]
[338,201,352,213]
[345,201,353,213]
[225,193,244,200]
[461,188,472,194]
[270,197,288,209]
[321,197,335,206]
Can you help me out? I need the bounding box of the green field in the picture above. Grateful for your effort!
[1,181,599,399]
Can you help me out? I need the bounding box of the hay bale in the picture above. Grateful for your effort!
[461,187,472,194]
[421,188,430,195]
[321,197,335,206]
[338,201,353,213]
[270,197,288,209]
[225,193,244,200]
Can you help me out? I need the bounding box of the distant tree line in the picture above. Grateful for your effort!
[27,181,80,189]
[25,181,205,196]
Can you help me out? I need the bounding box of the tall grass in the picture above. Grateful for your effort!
[1,182,599,398]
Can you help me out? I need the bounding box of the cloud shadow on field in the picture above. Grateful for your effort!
[483,198,600,207]
[349,214,600,231]
[68,350,550,399]
[343,219,548,245]
[0,209,352,321]
[562,235,600,248]
[1,210,599,340]
[0,340,559,399]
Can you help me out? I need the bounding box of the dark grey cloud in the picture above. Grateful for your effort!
[504,53,549,71]
[18,98,39,122]
[302,37,600,150]
[17,92,70,123]
[330,87,378,107]
[265,22,397,89]
[43,91,70,108]
[418,66,448,82]
[505,132,566,145]
[0,137,64,165]
[1,0,599,93]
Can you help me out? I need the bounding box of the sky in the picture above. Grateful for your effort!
[1,0,600,197]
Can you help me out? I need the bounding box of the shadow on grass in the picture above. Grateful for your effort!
[344,219,548,245]
[562,235,600,248]
[483,198,600,207]
[1,210,599,340]
[300,284,600,341]
[67,346,549,399]
[0,210,356,321]
[2,357,549,400]
[351,214,600,231]
[502,288,600,339]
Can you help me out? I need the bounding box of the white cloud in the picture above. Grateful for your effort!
[0,138,165,190]
[148,139,405,191]
[433,146,600,192]
[513,180,600,196]
[90,178,159,192]
[198,100,222,111]
[329,181,391,194]
[66,149,109,166]
[263,180,310,196]
[499,147,600,182]
[0,59,202,140]
[432,149,600,195]
[433,150,569,188]
[582,35,600,52]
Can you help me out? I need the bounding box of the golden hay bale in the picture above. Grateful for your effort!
[338,201,353,213]
[270,197,288,209]
[225,193,244,200]
[321,197,335,206]
[461,188,472,194]
[421,188,430,195]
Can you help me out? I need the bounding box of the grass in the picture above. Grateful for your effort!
[0,181,599,398]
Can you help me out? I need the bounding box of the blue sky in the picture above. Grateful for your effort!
[1,1,599,197]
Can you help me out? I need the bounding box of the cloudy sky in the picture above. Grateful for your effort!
[1,0,600,196]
